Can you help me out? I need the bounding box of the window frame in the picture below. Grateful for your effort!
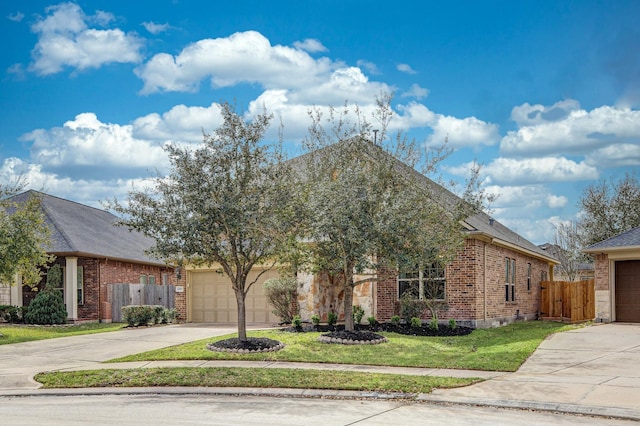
[398,262,446,302]
[505,257,516,302]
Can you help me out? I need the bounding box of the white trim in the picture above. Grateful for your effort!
[65,257,78,320]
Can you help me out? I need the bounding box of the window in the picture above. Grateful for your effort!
[398,263,446,301]
[140,275,148,285]
[148,275,156,285]
[527,263,531,291]
[505,258,515,302]
[162,273,169,286]
[77,266,84,305]
[541,270,547,282]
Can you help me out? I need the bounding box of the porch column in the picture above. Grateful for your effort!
[65,257,78,321]
[10,273,22,306]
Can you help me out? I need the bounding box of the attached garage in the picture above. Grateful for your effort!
[584,226,640,323]
[188,268,280,324]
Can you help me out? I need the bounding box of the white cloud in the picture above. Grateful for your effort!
[585,143,640,167]
[546,194,568,208]
[132,103,224,141]
[401,84,429,100]
[427,114,500,148]
[136,30,337,94]
[502,102,640,158]
[357,60,380,75]
[397,63,416,74]
[449,157,598,185]
[7,12,24,22]
[293,38,327,53]
[21,113,169,177]
[29,2,143,75]
[142,21,170,35]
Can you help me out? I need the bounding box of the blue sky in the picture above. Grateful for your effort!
[1,1,639,244]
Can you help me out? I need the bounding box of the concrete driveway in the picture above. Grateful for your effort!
[0,323,239,391]
[427,323,640,417]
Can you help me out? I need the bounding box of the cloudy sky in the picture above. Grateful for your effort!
[1,1,639,245]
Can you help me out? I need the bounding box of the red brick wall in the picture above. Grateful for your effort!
[174,270,187,321]
[375,238,549,327]
[593,253,609,291]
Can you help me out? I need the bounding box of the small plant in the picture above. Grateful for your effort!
[327,311,338,326]
[352,305,365,325]
[390,315,401,326]
[448,318,457,330]
[292,315,303,330]
[399,288,426,322]
[429,317,439,331]
[0,305,26,323]
[263,277,298,324]
[162,308,177,323]
[410,317,422,328]
[153,306,164,324]
[311,314,320,326]
[367,316,377,326]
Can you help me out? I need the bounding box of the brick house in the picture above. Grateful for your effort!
[583,226,640,323]
[0,191,178,323]
[182,141,559,328]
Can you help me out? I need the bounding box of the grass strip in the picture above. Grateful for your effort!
[35,367,480,394]
[109,321,580,372]
[0,323,125,345]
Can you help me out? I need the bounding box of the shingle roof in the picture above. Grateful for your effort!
[290,139,557,264]
[583,226,640,252]
[7,190,166,266]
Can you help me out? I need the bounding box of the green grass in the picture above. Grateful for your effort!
[111,321,580,372]
[35,367,480,394]
[0,323,125,345]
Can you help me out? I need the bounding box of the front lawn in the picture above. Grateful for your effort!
[111,320,580,372]
[0,323,125,345]
[35,367,480,393]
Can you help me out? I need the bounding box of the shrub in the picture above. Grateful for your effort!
[292,315,302,330]
[162,308,177,324]
[327,311,338,326]
[429,317,439,331]
[153,306,164,324]
[24,264,67,325]
[352,305,365,325]
[311,314,320,326]
[390,315,401,326]
[399,290,426,322]
[263,277,298,323]
[367,316,377,326]
[0,305,26,323]
[448,318,457,330]
[121,305,162,327]
[410,317,422,328]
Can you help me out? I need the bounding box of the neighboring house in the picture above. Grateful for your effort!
[583,226,640,323]
[182,142,559,328]
[0,191,178,323]
[538,243,595,281]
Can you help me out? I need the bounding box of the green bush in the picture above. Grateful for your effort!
[367,316,377,326]
[327,311,338,326]
[0,305,26,323]
[311,314,320,326]
[121,305,163,327]
[162,308,177,323]
[410,317,422,328]
[24,264,67,325]
[390,315,401,326]
[429,317,439,331]
[352,305,365,325]
[399,290,426,322]
[263,277,298,323]
[448,318,457,330]
[292,315,302,330]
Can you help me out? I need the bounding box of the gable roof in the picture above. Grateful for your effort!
[292,138,558,264]
[583,226,640,253]
[6,190,167,266]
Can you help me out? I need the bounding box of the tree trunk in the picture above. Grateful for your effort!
[235,288,247,341]
[343,280,354,331]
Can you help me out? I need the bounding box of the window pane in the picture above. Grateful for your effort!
[149,276,156,285]
[77,266,84,305]
[140,275,148,285]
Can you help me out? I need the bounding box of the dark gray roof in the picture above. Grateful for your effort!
[7,190,166,266]
[291,139,557,264]
[583,226,640,252]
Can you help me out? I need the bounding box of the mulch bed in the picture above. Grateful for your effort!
[282,323,473,337]
[207,337,284,353]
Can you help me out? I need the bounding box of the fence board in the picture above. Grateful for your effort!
[540,280,595,323]
[109,283,175,322]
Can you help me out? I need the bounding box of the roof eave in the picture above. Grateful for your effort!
[466,231,560,264]
[583,245,640,254]
[48,251,172,268]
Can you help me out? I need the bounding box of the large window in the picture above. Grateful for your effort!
[527,263,531,291]
[77,266,84,305]
[398,263,446,301]
[505,258,515,302]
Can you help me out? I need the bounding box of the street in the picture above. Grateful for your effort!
[0,394,634,426]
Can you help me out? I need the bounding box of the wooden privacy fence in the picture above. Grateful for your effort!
[108,283,175,322]
[540,279,595,322]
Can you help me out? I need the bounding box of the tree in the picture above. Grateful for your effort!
[553,221,589,281]
[0,182,52,288]
[298,95,484,331]
[580,173,640,246]
[108,102,295,341]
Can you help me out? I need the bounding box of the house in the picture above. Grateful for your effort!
[583,226,640,323]
[538,243,595,281]
[0,191,178,323]
[181,141,559,328]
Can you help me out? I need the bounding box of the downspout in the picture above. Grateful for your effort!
[483,241,487,326]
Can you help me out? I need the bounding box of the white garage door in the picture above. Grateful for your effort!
[190,269,280,323]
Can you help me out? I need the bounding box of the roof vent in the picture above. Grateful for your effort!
[489,218,495,226]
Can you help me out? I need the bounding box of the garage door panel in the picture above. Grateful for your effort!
[191,269,280,323]
[616,260,640,323]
